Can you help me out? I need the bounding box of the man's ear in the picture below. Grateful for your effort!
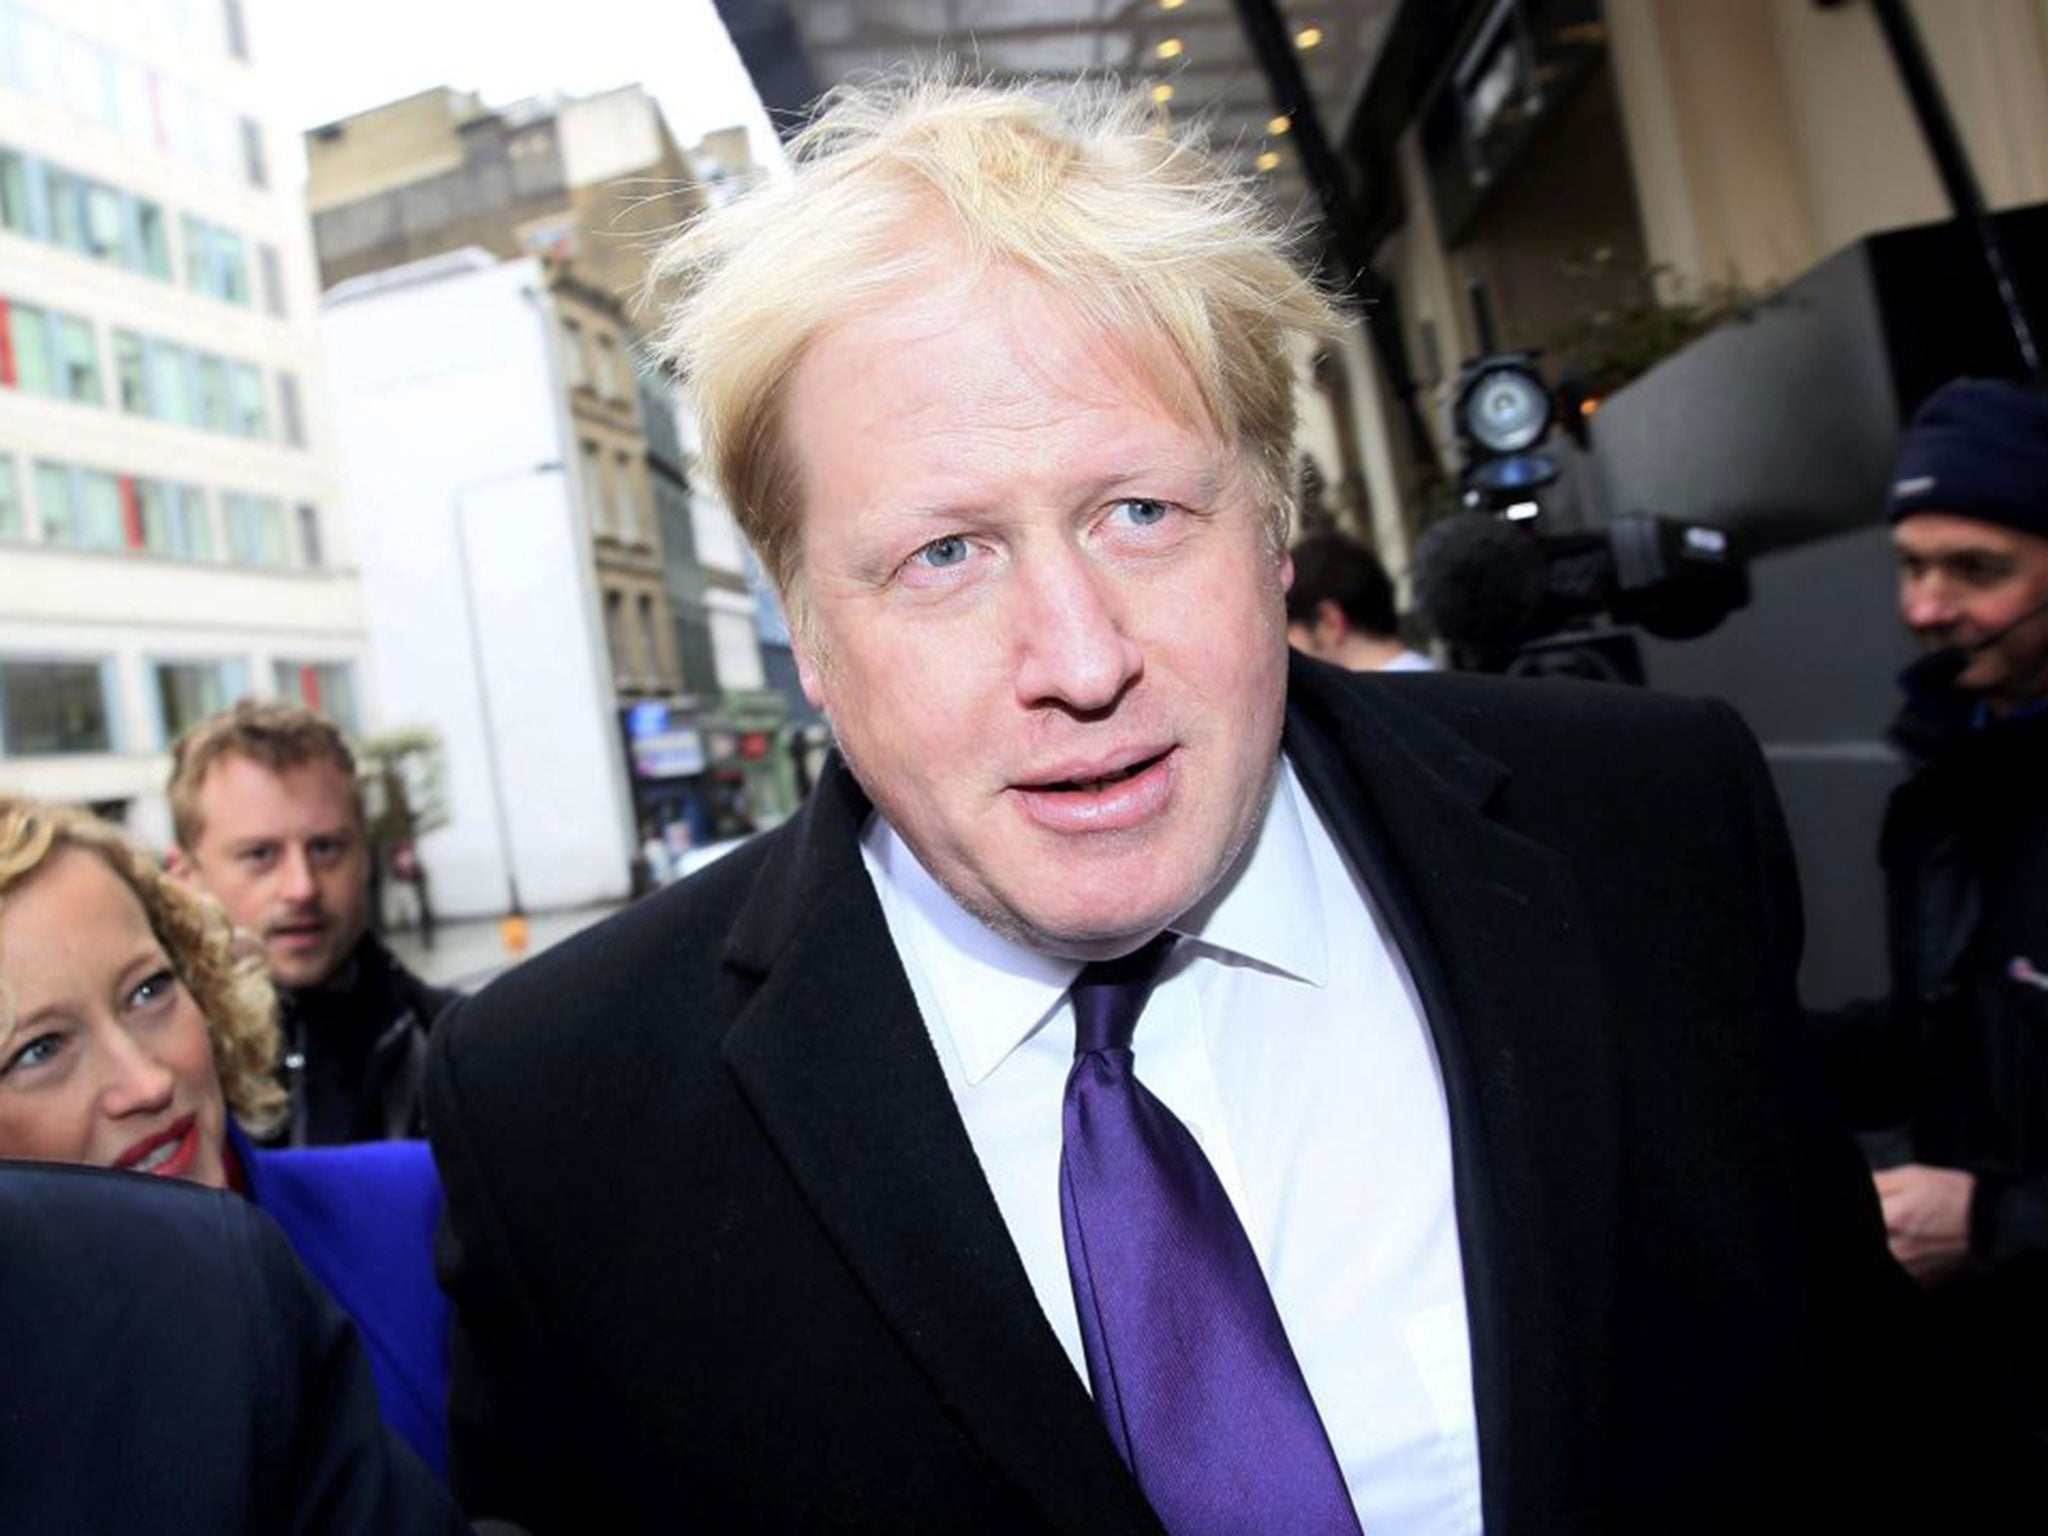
[164,845,199,884]
[794,645,828,712]
[1314,598,1350,644]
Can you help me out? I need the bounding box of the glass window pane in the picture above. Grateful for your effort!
[278,371,304,446]
[113,330,147,412]
[258,242,285,316]
[0,150,29,234]
[78,469,122,549]
[45,166,82,252]
[155,661,230,742]
[84,181,122,260]
[9,303,52,395]
[178,484,212,559]
[296,503,322,567]
[34,462,72,543]
[147,340,191,424]
[0,453,19,542]
[229,363,267,437]
[193,354,229,430]
[218,229,247,303]
[135,201,170,279]
[58,316,101,404]
[1,661,112,754]
[240,116,265,188]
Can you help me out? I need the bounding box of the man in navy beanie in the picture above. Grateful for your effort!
[1828,376,2048,1518]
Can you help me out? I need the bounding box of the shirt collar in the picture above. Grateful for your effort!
[860,755,1327,1086]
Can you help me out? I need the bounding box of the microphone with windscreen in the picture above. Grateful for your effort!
[1902,591,2048,694]
[1411,514,1551,663]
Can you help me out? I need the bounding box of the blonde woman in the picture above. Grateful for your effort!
[0,796,448,1478]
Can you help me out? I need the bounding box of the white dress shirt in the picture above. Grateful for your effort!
[861,757,1484,1536]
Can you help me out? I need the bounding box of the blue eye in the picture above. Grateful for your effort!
[915,536,971,569]
[128,969,177,1011]
[2,1032,62,1076]
[1113,498,1170,527]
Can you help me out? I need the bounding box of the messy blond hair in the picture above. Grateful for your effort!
[169,698,360,851]
[0,797,287,1138]
[645,73,1345,631]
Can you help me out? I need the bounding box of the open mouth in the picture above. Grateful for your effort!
[1035,752,1167,794]
[119,1114,197,1178]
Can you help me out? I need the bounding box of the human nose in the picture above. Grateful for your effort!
[275,844,318,902]
[100,1028,176,1119]
[1011,547,1144,713]
[1900,571,1958,632]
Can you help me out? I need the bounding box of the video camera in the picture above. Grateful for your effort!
[1413,348,1750,682]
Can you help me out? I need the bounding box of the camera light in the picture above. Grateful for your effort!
[1461,363,1551,454]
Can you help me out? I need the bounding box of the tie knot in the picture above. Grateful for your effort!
[1070,932,1176,1057]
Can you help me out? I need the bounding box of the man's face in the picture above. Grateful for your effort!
[786,270,1293,960]
[1894,513,2048,710]
[172,755,372,989]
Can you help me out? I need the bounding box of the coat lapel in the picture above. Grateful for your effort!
[719,761,1162,1536]
[1285,658,1621,1536]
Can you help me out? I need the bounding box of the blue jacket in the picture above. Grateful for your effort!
[230,1123,450,1478]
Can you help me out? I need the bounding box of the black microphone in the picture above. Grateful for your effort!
[1902,591,2048,693]
[1411,514,1549,658]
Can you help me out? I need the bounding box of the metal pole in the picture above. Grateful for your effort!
[449,463,562,937]
[1860,0,2044,380]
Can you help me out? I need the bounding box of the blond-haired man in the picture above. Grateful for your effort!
[169,699,454,1143]
[427,79,1921,1534]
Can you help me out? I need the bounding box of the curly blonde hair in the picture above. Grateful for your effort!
[0,797,287,1138]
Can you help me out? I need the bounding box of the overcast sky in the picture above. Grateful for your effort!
[249,0,779,183]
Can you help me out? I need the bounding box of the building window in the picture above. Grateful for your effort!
[135,479,212,559]
[580,439,607,536]
[258,242,285,316]
[112,330,147,412]
[229,363,268,437]
[273,660,357,733]
[222,492,293,567]
[192,352,231,432]
[182,214,249,304]
[3,299,52,393]
[0,149,28,233]
[0,453,19,542]
[133,199,170,279]
[0,659,113,755]
[604,589,628,680]
[610,450,634,540]
[221,0,249,60]
[637,594,660,683]
[295,503,322,568]
[594,332,622,398]
[561,317,586,387]
[34,462,123,551]
[277,370,305,446]
[154,659,245,745]
[55,314,101,403]
[239,116,266,188]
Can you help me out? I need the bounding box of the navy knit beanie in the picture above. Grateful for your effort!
[1888,377,2048,537]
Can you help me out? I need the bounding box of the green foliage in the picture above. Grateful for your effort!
[1543,253,1768,399]
[358,727,450,846]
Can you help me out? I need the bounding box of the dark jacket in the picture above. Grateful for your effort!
[0,1162,465,1536]
[1846,689,2048,1460]
[279,932,458,1146]
[1879,695,2048,1255]
[428,662,1924,1535]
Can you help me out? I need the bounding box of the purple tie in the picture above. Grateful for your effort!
[1059,934,1364,1536]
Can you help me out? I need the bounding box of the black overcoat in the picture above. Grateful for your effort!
[427,658,1924,1534]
